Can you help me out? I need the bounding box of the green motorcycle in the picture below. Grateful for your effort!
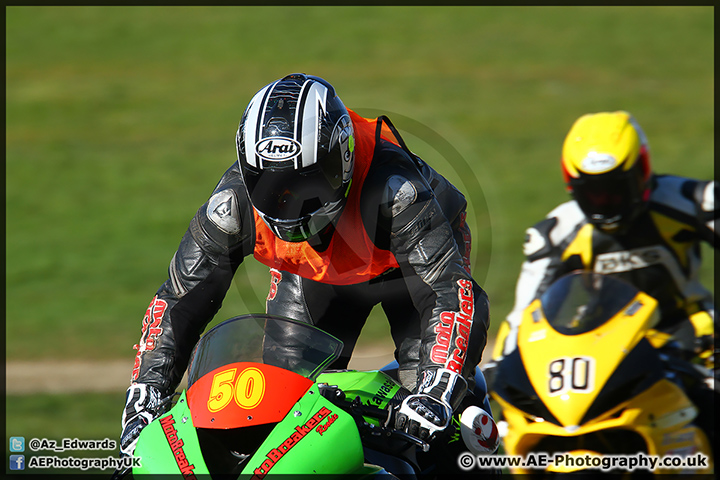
[117,314,496,478]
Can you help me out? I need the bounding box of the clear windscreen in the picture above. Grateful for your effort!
[187,314,343,388]
[540,272,640,335]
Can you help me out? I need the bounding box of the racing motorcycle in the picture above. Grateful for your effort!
[116,314,498,478]
[489,272,714,475]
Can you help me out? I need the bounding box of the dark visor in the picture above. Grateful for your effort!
[570,168,644,220]
[244,166,344,221]
[243,140,346,220]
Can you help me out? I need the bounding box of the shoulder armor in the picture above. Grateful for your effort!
[207,188,241,235]
[523,201,586,262]
[523,217,557,261]
[545,201,586,246]
[382,174,419,217]
[650,175,699,217]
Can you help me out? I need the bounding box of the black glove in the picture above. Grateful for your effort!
[395,368,467,442]
[120,383,167,456]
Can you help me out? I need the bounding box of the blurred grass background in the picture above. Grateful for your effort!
[5,6,713,472]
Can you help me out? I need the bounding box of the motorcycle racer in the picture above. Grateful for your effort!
[492,110,716,449]
[120,74,490,461]
[494,111,716,360]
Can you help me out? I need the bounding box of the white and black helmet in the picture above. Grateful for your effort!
[236,73,355,242]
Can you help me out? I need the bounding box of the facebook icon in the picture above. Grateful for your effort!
[10,454,25,470]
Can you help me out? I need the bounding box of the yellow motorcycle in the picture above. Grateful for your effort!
[489,272,714,475]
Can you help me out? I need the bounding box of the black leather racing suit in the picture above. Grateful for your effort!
[130,119,489,397]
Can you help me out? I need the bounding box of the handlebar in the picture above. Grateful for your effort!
[318,384,430,452]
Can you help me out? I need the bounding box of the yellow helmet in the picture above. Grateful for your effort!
[561,111,652,233]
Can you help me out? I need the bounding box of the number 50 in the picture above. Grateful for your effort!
[207,367,266,412]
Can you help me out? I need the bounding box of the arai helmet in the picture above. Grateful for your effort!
[236,73,355,242]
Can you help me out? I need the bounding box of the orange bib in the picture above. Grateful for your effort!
[252,110,400,285]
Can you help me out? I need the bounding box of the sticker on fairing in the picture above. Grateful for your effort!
[251,406,334,478]
[547,356,595,396]
[160,414,199,478]
[267,269,282,301]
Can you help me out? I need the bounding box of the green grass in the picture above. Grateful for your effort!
[7,6,713,362]
[5,392,123,475]
[6,5,713,366]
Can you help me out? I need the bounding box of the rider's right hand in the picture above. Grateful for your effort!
[120,383,166,456]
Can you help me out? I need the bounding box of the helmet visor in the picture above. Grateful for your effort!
[570,166,645,226]
[257,197,345,242]
[243,149,345,221]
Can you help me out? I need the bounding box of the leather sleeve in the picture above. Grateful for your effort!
[129,163,256,395]
[365,142,490,389]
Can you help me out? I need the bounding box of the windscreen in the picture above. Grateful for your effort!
[540,272,639,335]
[187,314,343,388]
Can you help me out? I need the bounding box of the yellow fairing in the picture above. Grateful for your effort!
[518,292,657,427]
[495,379,713,474]
[493,288,714,474]
[492,320,511,360]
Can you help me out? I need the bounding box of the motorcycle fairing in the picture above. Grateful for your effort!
[317,369,402,424]
[490,273,714,474]
[491,348,560,425]
[187,361,313,429]
[240,383,374,476]
[518,291,658,427]
[496,378,712,474]
[579,337,664,424]
[132,390,211,476]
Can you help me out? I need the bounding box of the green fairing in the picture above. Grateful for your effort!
[241,383,380,476]
[133,390,211,476]
[318,370,401,412]
[131,368,400,476]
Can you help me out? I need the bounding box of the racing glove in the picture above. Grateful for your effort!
[395,368,467,442]
[120,383,168,456]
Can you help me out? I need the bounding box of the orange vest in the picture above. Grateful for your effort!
[252,110,400,285]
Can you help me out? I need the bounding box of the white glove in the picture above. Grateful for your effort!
[395,368,467,441]
[120,383,165,456]
[395,393,452,441]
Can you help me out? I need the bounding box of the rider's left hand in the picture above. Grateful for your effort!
[395,393,452,441]
[394,368,467,442]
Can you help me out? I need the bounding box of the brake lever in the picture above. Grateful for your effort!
[387,429,430,452]
[317,387,431,452]
[349,396,431,452]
